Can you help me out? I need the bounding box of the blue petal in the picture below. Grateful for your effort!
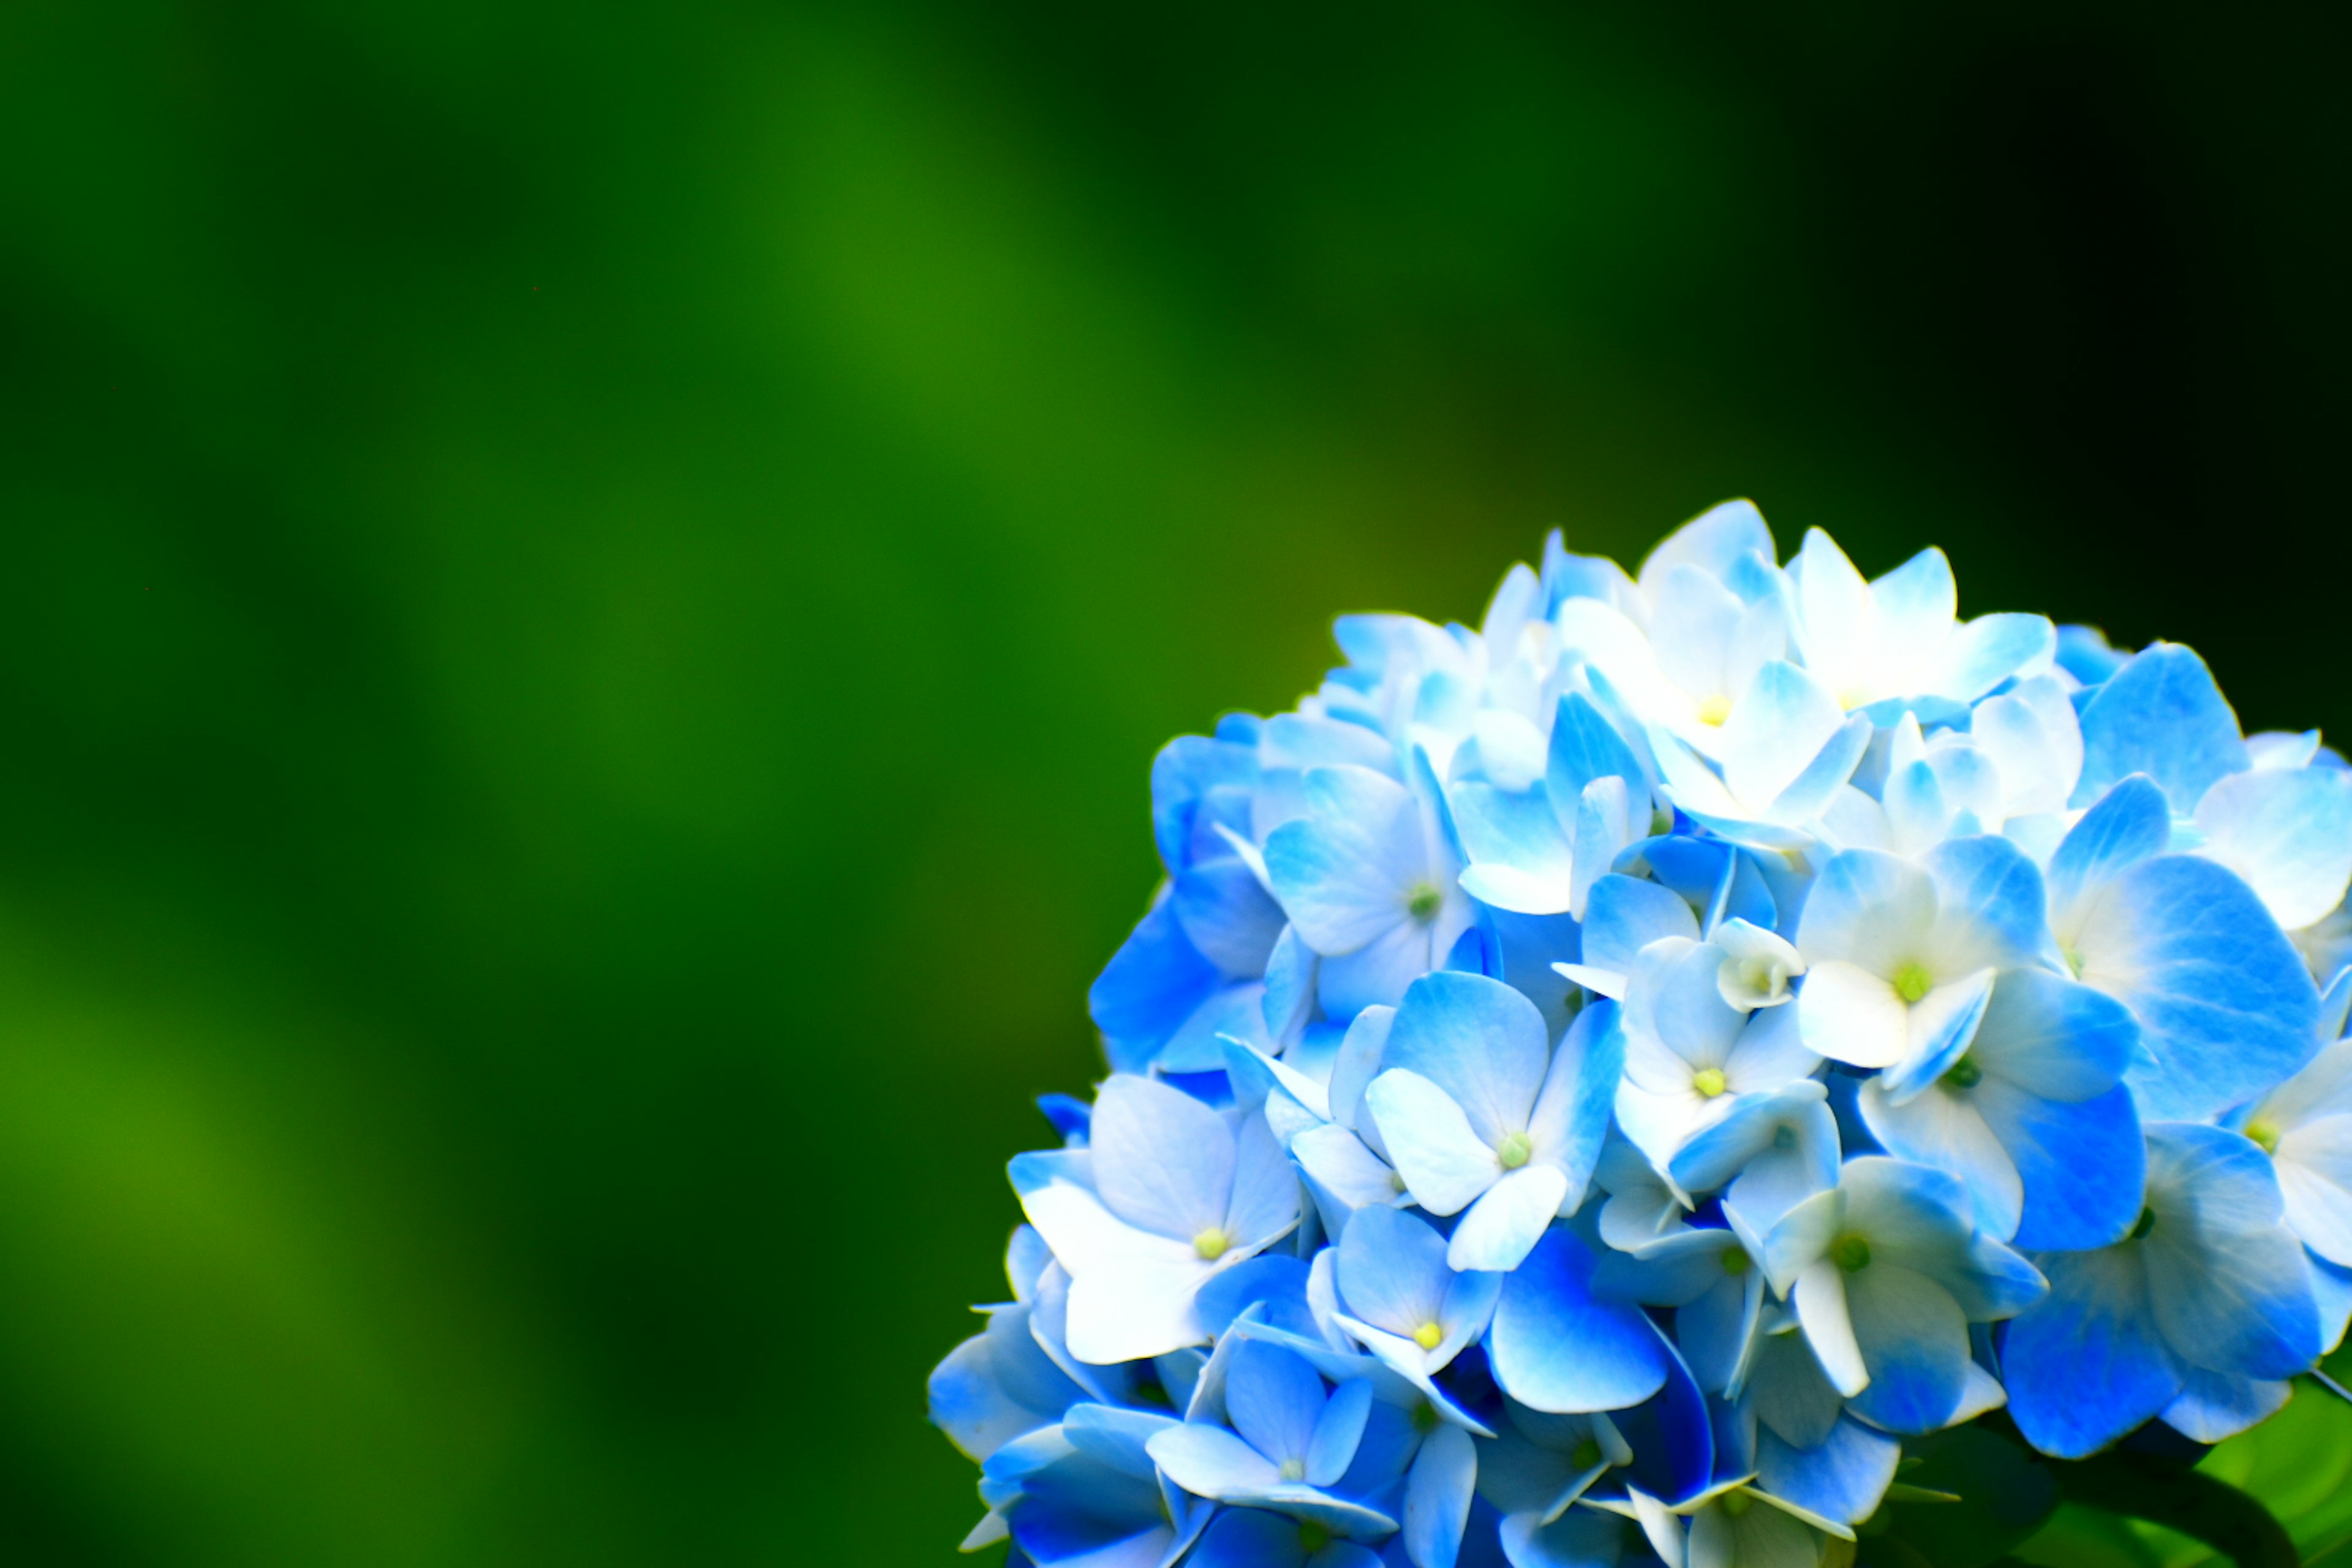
[1177,853,1291,978]
[1965,968,2138,1102]
[1610,1334,1715,1506]
[2141,1123,2321,1380]
[1406,1424,1479,1568]
[1090,896,1224,1074]
[2082,855,2320,1120]
[1188,1508,1311,1568]
[1267,765,1426,956]
[1842,1262,1971,1434]
[1336,1205,1453,1338]
[1547,692,1648,813]
[1488,1226,1670,1414]
[2073,643,2248,810]
[1641,837,1776,932]
[1979,1081,2145,1251]
[1385,972,1551,1145]
[1455,782,1577,915]
[1754,1415,1899,1528]
[1498,1509,1627,1568]
[1309,1377,1376,1487]
[2002,1245,2183,1459]
[2046,775,2171,931]
[1229,1340,1333,1469]
[1921,834,2053,974]
[1199,1254,1322,1341]
[1009,1446,1175,1566]
[2162,1368,2291,1445]
[1578,875,1701,978]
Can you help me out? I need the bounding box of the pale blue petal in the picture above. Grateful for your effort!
[1265,924,1322,1046]
[1580,875,1703,979]
[1921,612,2056,703]
[1308,1376,1374,1487]
[1228,1339,1331,1466]
[1745,1326,1845,1450]
[1065,1402,1183,1480]
[1876,968,1995,1105]
[2312,1248,2352,1355]
[1365,1069,1502,1216]
[2082,854,2321,1120]
[1322,918,1445,1016]
[1964,968,2137,1101]
[1842,1262,1969,1433]
[1720,662,1847,816]
[1337,1204,1452,1336]
[1499,1509,1627,1568]
[1177,853,1292,978]
[1593,1227,1744,1308]
[1406,1424,1479,1568]
[2141,1123,2321,1379]
[1386,972,1550,1145]
[1670,1082,1838,1233]
[1754,1415,1899,1528]
[1920,834,2052,974]
[1525,999,1625,1214]
[1637,498,1776,596]
[1329,1005,1396,1131]
[1090,896,1224,1074]
[1548,692,1649,813]
[1858,1079,2022,1241]
[1267,765,1425,954]
[1977,1080,2144,1250]
[2073,643,2248,810]
[1149,1420,1286,1498]
[1450,1166,1572,1273]
[1091,1074,1235,1241]
[1456,782,1578,916]
[2161,1368,2291,1445]
[1795,850,1937,974]
[2002,1238,2181,1458]
[1795,962,1909,1071]
[2194,764,2352,930]
[1489,1226,1672,1414]
[1764,712,1874,827]
[2045,774,2171,933]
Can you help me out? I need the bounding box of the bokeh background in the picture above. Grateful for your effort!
[2,2,2350,1563]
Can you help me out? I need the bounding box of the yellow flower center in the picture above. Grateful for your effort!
[1414,1321,1444,1351]
[1692,1067,1728,1098]
[1698,693,1733,726]
[1495,1131,1533,1169]
[2247,1118,2281,1155]
[1893,962,1934,1005]
[1193,1227,1232,1261]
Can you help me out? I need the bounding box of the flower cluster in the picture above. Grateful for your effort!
[929,503,2352,1568]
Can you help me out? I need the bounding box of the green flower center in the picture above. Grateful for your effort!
[1834,1235,1873,1273]
[1299,1522,1332,1553]
[1572,1438,1602,1469]
[2131,1207,2157,1240]
[1279,1457,1306,1481]
[2247,1118,2281,1155]
[1722,1248,1751,1276]
[1942,1056,1982,1090]
[1495,1131,1533,1169]
[1722,1491,1754,1518]
[1407,883,1443,922]
[1692,1067,1728,1098]
[1893,962,1934,1005]
[1411,1401,1442,1435]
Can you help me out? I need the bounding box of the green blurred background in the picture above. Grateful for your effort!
[1,2,2348,1562]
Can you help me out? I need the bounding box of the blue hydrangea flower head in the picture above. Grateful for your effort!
[929,499,2352,1562]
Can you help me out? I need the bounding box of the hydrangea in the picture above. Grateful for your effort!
[930,502,2352,1568]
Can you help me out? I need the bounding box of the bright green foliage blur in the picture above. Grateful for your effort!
[0,2,2347,1563]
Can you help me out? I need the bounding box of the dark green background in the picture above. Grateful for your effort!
[1,3,2346,1562]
